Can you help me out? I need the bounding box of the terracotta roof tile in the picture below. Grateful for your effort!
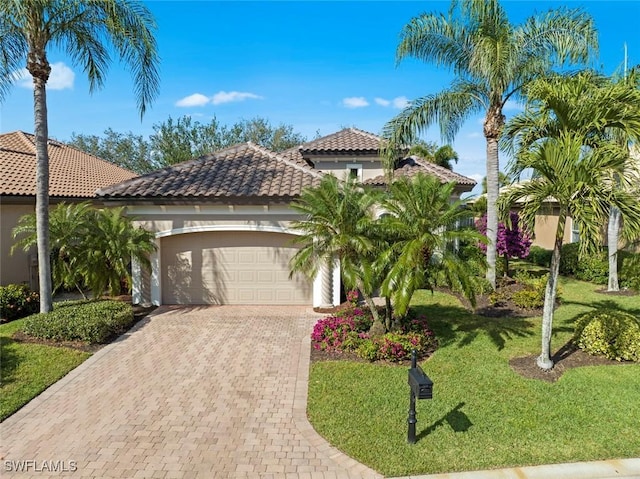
[364,156,477,187]
[299,127,382,154]
[0,131,137,197]
[97,142,323,200]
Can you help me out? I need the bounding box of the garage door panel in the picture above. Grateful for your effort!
[161,231,311,305]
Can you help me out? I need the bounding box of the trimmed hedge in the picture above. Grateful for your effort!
[526,246,552,268]
[0,284,40,321]
[22,300,134,344]
[573,308,640,362]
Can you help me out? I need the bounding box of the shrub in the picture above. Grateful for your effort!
[559,243,580,276]
[573,309,640,362]
[512,272,558,309]
[620,254,640,292]
[0,284,40,321]
[527,246,552,267]
[310,307,371,351]
[22,300,134,344]
[575,253,608,284]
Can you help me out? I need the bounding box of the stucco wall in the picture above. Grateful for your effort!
[312,155,384,182]
[0,203,35,287]
[532,213,574,250]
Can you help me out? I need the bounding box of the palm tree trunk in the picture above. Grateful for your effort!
[607,206,620,292]
[355,278,381,329]
[33,76,53,313]
[484,136,500,289]
[538,214,566,370]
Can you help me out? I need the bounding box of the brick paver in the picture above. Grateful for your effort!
[1,306,382,479]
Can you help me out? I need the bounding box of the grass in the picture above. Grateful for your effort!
[0,318,90,421]
[307,277,640,476]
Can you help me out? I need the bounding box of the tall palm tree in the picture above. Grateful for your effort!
[378,174,483,318]
[381,0,598,289]
[0,0,159,312]
[289,175,384,325]
[501,73,640,370]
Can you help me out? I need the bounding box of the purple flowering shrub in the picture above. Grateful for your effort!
[310,306,372,351]
[476,212,532,260]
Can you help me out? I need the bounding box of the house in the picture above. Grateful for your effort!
[0,131,137,288]
[98,128,476,307]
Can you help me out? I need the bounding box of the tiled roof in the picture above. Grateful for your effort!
[299,127,382,154]
[0,131,137,197]
[97,142,323,200]
[364,156,477,187]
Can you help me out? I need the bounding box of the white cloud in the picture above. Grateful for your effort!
[211,90,262,105]
[374,97,390,107]
[342,97,369,108]
[16,62,75,90]
[176,93,210,107]
[392,96,409,109]
[469,173,484,184]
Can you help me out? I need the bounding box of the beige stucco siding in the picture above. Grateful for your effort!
[0,204,35,287]
[531,214,573,250]
[312,156,384,182]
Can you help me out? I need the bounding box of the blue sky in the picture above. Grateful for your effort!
[1,1,638,193]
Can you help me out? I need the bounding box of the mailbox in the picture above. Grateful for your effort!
[408,366,433,400]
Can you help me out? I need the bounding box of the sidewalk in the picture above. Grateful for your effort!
[390,458,640,479]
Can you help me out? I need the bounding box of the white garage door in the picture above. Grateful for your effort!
[161,231,311,305]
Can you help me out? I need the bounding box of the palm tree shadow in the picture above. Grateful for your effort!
[0,336,19,387]
[412,303,535,351]
[417,402,473,440]
[560,298,640,317]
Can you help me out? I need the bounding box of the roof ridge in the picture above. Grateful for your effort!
[347,127,382,142]
[247,142,324,179]
[411,156,475,182]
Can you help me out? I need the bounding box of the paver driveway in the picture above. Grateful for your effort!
[1,306,382,479]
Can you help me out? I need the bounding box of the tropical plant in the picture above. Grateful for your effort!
[0,0,160,312]
[377,174,484,318]
[12,202,93,296]
[500,72,640,369]
[13,204,156,298]
[408,142,459,170]
[289,175,384,326]
[78,207,156,297]
[381,0,598,290]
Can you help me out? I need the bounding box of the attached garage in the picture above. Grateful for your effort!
[161,231,311,305]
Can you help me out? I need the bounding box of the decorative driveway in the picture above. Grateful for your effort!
[1,306,382,479]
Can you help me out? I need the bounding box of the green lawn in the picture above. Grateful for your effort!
[0,318,90,421]
[308,278,640,476]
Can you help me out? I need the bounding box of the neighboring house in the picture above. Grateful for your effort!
[98,128,477,307]
[0,131,137,288]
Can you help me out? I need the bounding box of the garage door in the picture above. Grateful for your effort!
[161,231,311,305]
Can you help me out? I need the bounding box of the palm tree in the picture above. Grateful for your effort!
[289,175,384,326]
[408,142,459,170]
[378,174,483,318]
[79,207,156,298]
[12,202,93,297]
[501,73,640,370]
[381,0,598,289]
[0,0,159,312]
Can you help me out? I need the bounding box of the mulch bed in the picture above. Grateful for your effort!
[509,342,633,382]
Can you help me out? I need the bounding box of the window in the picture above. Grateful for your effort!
[570,218,580,243]
[346,163,362,181]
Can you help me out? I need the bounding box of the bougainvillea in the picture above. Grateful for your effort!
[476,212,532,260]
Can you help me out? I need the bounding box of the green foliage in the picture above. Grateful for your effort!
[22,300,134,344]
[512,271,556,309]
[620,253,640,292]
[69,116,308,172]
[0,284,39,321]
[575,253,608,284]
[559,243,609,285]
[573,309,640,361]
[13,203,156,298]
[559,243,580,276]
[526,246,552,267]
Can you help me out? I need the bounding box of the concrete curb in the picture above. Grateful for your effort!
[389,458,640,479]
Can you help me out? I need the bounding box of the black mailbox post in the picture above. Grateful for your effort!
[407,350,433,444]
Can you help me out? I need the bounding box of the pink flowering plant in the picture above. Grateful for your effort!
[311,308,437,362]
